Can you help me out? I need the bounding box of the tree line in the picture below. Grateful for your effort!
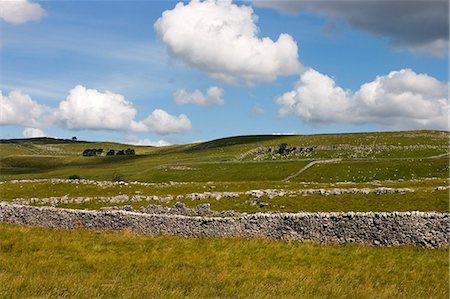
[82,148,135,157]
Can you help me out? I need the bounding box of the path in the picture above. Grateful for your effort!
[283,158,342,182]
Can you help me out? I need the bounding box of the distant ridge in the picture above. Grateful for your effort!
[0,137,90,144]
[190,135,286,150]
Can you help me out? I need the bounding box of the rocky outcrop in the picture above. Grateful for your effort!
[237,144,449,160]
[1,202,448,247]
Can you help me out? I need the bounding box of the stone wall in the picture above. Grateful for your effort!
[0,202,448,247]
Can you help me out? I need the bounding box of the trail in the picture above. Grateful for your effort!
[283,158,341,182]
[427,152,449,159]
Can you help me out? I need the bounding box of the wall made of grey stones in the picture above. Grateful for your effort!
[0,203,448,247]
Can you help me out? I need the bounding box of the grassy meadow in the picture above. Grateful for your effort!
[0,223,448,299]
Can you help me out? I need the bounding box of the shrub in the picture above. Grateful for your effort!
[125,148,135,155]
[112,173,124,182]
[278,143,288,155]
[82,149,103,157]
[68,175,81,180]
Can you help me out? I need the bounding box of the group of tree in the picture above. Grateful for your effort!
[82,148,135,157]
[106,149,135,156]
[82,149,103,157]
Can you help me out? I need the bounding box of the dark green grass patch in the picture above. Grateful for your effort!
[295,158,449,183]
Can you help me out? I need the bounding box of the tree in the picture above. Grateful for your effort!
[72,136,77,141]
[82,149,96,157]
[278,143,288,155]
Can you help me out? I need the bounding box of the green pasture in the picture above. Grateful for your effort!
[0,224,448,299]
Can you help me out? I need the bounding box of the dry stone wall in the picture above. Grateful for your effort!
[1,202,448,247]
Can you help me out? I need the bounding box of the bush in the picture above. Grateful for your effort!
[125,148,135,155]
[68,175,81,180]
[112,173,124,182]
[82,149,103,157]
[278,143,288,155]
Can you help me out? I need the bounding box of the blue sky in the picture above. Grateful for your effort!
[1,0,448,145]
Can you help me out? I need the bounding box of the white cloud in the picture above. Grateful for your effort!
[174,86,224,106]
[277,69,351,123]
[22,127,45,138]
[1,86,193,135]
[0,0,46,24]
[0,89,48,127]
[125,137,172,147]
[154,0,300,84]
[53,85,192,134]
[54,85,145,132]
[141,109,192,135]
[277,68,449,130]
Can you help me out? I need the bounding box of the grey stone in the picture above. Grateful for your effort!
[0,202,448,247]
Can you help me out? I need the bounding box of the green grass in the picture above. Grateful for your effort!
[1,130,448,183]
[0,132,448,213]
[0,223,448,298]
[294,158,449,183]
[2,179,448,213]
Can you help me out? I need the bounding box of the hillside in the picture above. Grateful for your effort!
[0,130,448,183]
[0,130,448,213]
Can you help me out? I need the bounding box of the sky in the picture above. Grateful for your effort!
[0,0,448,146]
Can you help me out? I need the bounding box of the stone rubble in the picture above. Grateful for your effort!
[11,187,416,206]
[237,144,449,160]
[4,178,189,188]
[434,186,449,191]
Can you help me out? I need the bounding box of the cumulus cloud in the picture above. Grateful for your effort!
[1,86,193,135]
[141,109,192,135]
[251,0,449,56]
[22,127,45,138]
[277,69,351,123]
[276,68,449,130]
[54,85,145,132]
[0,0,46,24]
[125,136,172,147]
[154,0,300,84]
[0,89,48,127]
[53,85,192,134]
[174,86,224,106]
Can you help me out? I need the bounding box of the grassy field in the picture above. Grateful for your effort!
[1,179,449,212]
[1,130,448,183]
[0,223,448,299]
[1,130,448,213]
[0,131,448,298]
